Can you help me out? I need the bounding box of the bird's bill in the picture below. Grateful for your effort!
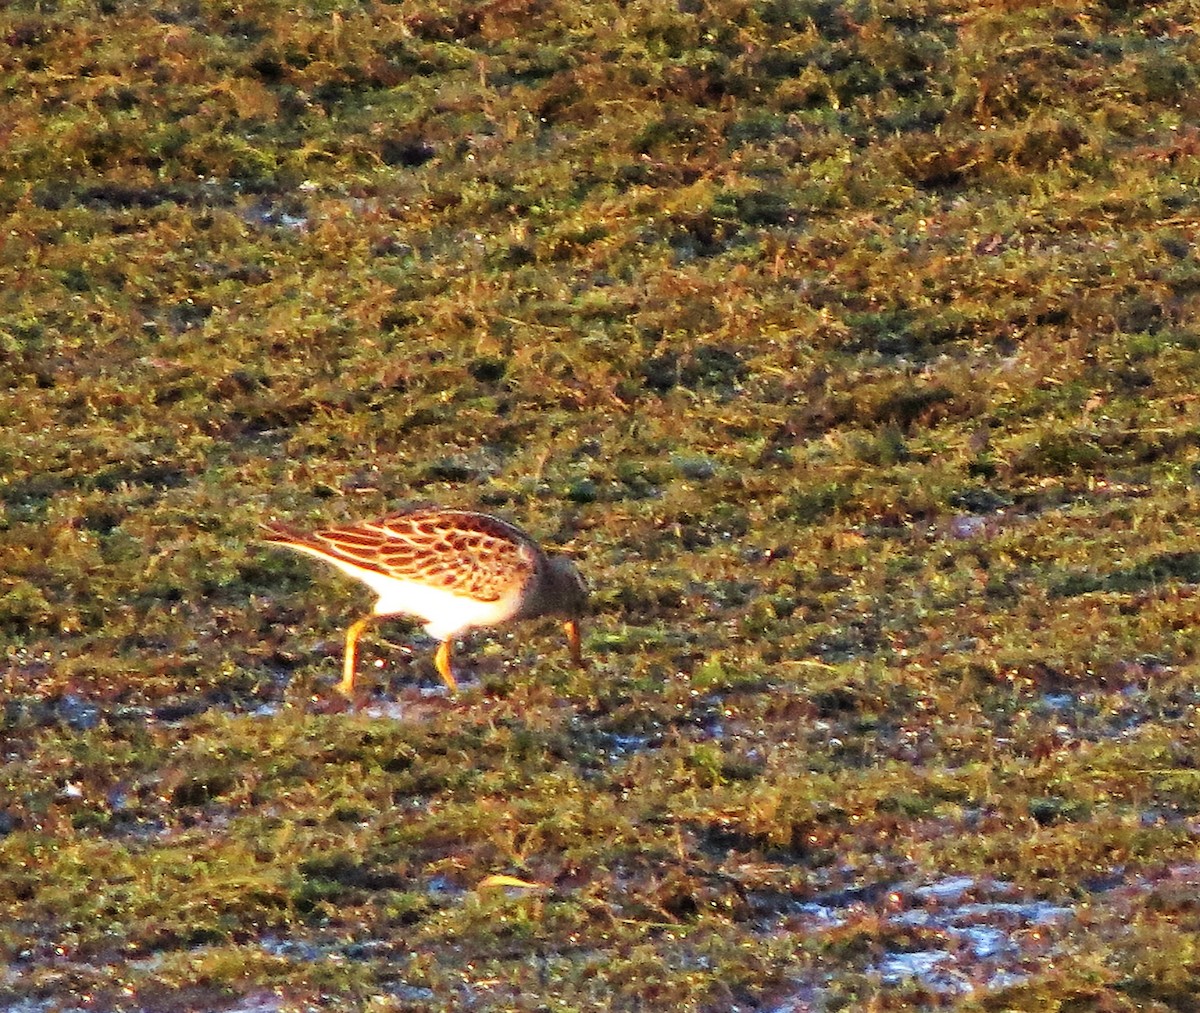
[563,619,583,667]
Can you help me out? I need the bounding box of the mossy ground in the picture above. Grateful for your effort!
[3,0,1200,1009]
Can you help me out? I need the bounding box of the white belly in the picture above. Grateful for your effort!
[286,547,520,640]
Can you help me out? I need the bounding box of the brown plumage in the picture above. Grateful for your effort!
[263,509,587,696]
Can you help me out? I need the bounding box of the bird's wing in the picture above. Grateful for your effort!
[372,511,538,600]
[268,510,537,602]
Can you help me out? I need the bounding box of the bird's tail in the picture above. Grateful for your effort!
[260,520,311,546]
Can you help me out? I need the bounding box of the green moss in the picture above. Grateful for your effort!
[4,0,1200,1006]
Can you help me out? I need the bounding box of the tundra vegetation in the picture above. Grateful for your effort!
[3,0,1200,1009]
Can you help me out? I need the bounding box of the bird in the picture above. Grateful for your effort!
[262,508,587,696]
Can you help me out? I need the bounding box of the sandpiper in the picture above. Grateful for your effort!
[262,509,586,696]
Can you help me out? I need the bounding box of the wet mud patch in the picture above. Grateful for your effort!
[760,864,1200,1008]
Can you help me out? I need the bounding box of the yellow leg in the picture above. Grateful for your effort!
[564,619,583,667]
[434,639,459,695]
[338,616,374,697]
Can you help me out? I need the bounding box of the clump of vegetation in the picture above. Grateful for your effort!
[3,0,1200,1008]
